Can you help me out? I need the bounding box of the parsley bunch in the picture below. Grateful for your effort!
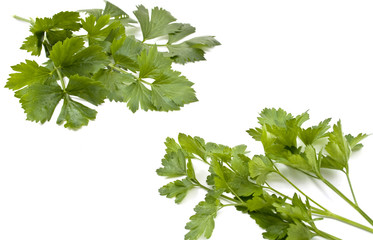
[7,1,219,129]
[157,108,373,240]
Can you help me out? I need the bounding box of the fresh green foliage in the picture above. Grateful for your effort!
[7,1,220,129]
[157,108,373,240]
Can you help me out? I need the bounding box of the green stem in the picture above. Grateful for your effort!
[139,78,152,85]
[309,226,342,240]
[274,166,328,212]
[312,208,373,234]
[54,66,66,91]
[108,63,152,85]
[320,176,373,226]
[344,169,358,206]
[264,183,289,199]
[191,179,239,204]
[108,63,129,74]
[13,15,34,24]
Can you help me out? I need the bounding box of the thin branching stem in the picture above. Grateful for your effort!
[273,165,328,212]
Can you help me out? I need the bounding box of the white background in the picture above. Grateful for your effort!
[1,0,373,239]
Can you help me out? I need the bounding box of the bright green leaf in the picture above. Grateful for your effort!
[156,149,186,178]
[325,121,350,169]
[6,60,51,90]
[249,155,275,185]
[159,178,194,204]
[185,191,221,240]
[178,133,206,161]
[299,118,331,145]
[345,133,368,152]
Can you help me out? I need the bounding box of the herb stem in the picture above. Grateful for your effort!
[108,63,153,86]
[264,183,289,199]
[108,63,128,74]
[54,66,66,91]
[13,15,34,24]
[191,179,239,204]
[312,208,373,234]
[139,78,152,85]
[320,176,373,226]
[344,169,358,206]
[274,166,328,212]
[309,226,342,240]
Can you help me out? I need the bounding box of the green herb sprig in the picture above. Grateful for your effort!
[7,1,220,129]
[157,108,373,240]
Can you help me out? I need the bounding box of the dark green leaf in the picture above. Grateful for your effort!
[166,36,220,64]
[249,211,289,240]
[52,11,81,31]
[50,37,110,76]
[151,70,197,111]
[15,83,63,123]
[286,222,314,240]
[138,46,172,78]
[121,80,155,112]
[56,95,97,129]
[93,69,135,102]
[167,23,195,44]
[65,75,106,106]
[133,5,176,41]
[111,36,144,72]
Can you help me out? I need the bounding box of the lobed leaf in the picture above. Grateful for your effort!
[159,178,194,204]
[15,83,63,123]
[156,149,187,178]
[6,60,52,90]
[57,95,97,130]
[185,191,221,240]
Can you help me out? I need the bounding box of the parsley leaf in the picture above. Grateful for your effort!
[22,11,81,56]
[185,190,222,240]
[325,121,351,170]
[159,178,194,203]
[165,36,221,64]
[9,1,219,129]
[249,155,275,185]
[6,60,52,90]
[158,108,371,240]
[15,83,63,123]
[57,95,97,129]
[156,149,187,178]
[133,5,176,41]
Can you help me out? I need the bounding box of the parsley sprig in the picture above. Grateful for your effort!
[7,1,220,129]
[157,108,373,240]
